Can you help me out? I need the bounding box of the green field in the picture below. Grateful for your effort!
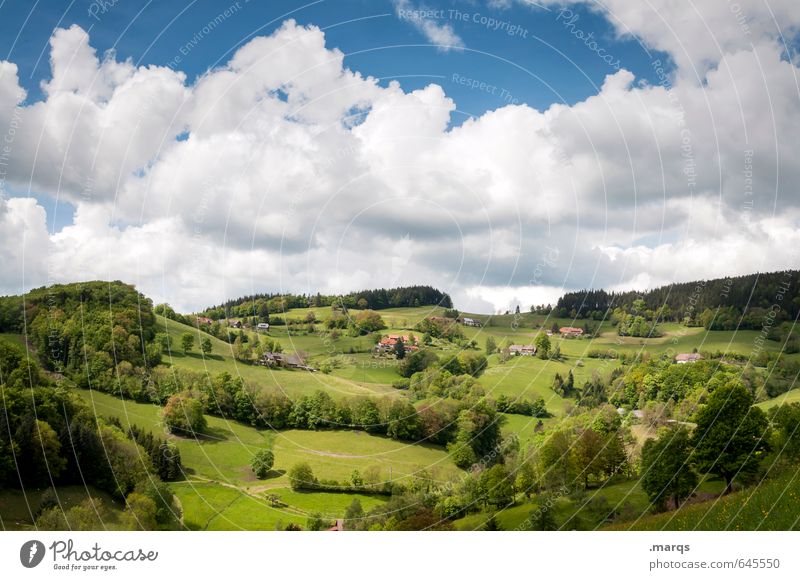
[170,481,308,531]
[76,388,457,528]
[757,389,800,411]
[478,354,614,414]
[0,332,27,350]
[78,389,458,485]
[165,480,389,531]
[158,317,397,399]
[501,413,558,448]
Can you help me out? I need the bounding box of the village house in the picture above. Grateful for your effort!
[675,353,703,364]
[508,344,537,356]
[559,326,584,338]
[256,322,270,331]
[259,352,315,371]
[461,317,481,327]
[375,334,420,355]
[227,319,243,329]
[196,316,213,326]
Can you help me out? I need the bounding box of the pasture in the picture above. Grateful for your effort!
[158,317,396,399]
[75,389,457,527]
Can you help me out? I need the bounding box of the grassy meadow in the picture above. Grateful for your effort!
[76,389,456,529]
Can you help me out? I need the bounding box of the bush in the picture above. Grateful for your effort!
[392,378,410,390]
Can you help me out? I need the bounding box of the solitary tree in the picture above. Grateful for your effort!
[200,337,213,356]
[534,333,551,359]
[288,462,316,491]
[485,336,497,355]
[251,449,275,479]
[181,332,194,354]
[691,381,770,494]
[640,427,697,511]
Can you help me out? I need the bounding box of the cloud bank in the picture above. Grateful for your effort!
[0,6,798,312]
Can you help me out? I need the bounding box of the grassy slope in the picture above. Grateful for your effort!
[478,354,610,414]
[605,470,800,530]
[501,414,558,448]
[77,389,458,485]
[157,316,397,399]
[757,389,800,411]
[76,389,453,528]
[172,481,389,531]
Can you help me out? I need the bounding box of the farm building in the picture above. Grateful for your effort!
[461,317,481,327]
[675,353,703,364]
[227,320,243,328]
[375,334,419,354]
[196,316,213,326]
[508,344,537,356]
[256,322,270,331]
[559,327,584,338]
[259,352,315,371]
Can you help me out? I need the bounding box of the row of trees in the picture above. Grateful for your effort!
[198,286,453,321]
[153,368,506,466]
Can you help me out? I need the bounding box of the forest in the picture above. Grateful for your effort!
[197,285,453,320]
[553,270,799,329]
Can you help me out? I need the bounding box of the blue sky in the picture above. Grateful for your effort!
[0,0,667,117]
